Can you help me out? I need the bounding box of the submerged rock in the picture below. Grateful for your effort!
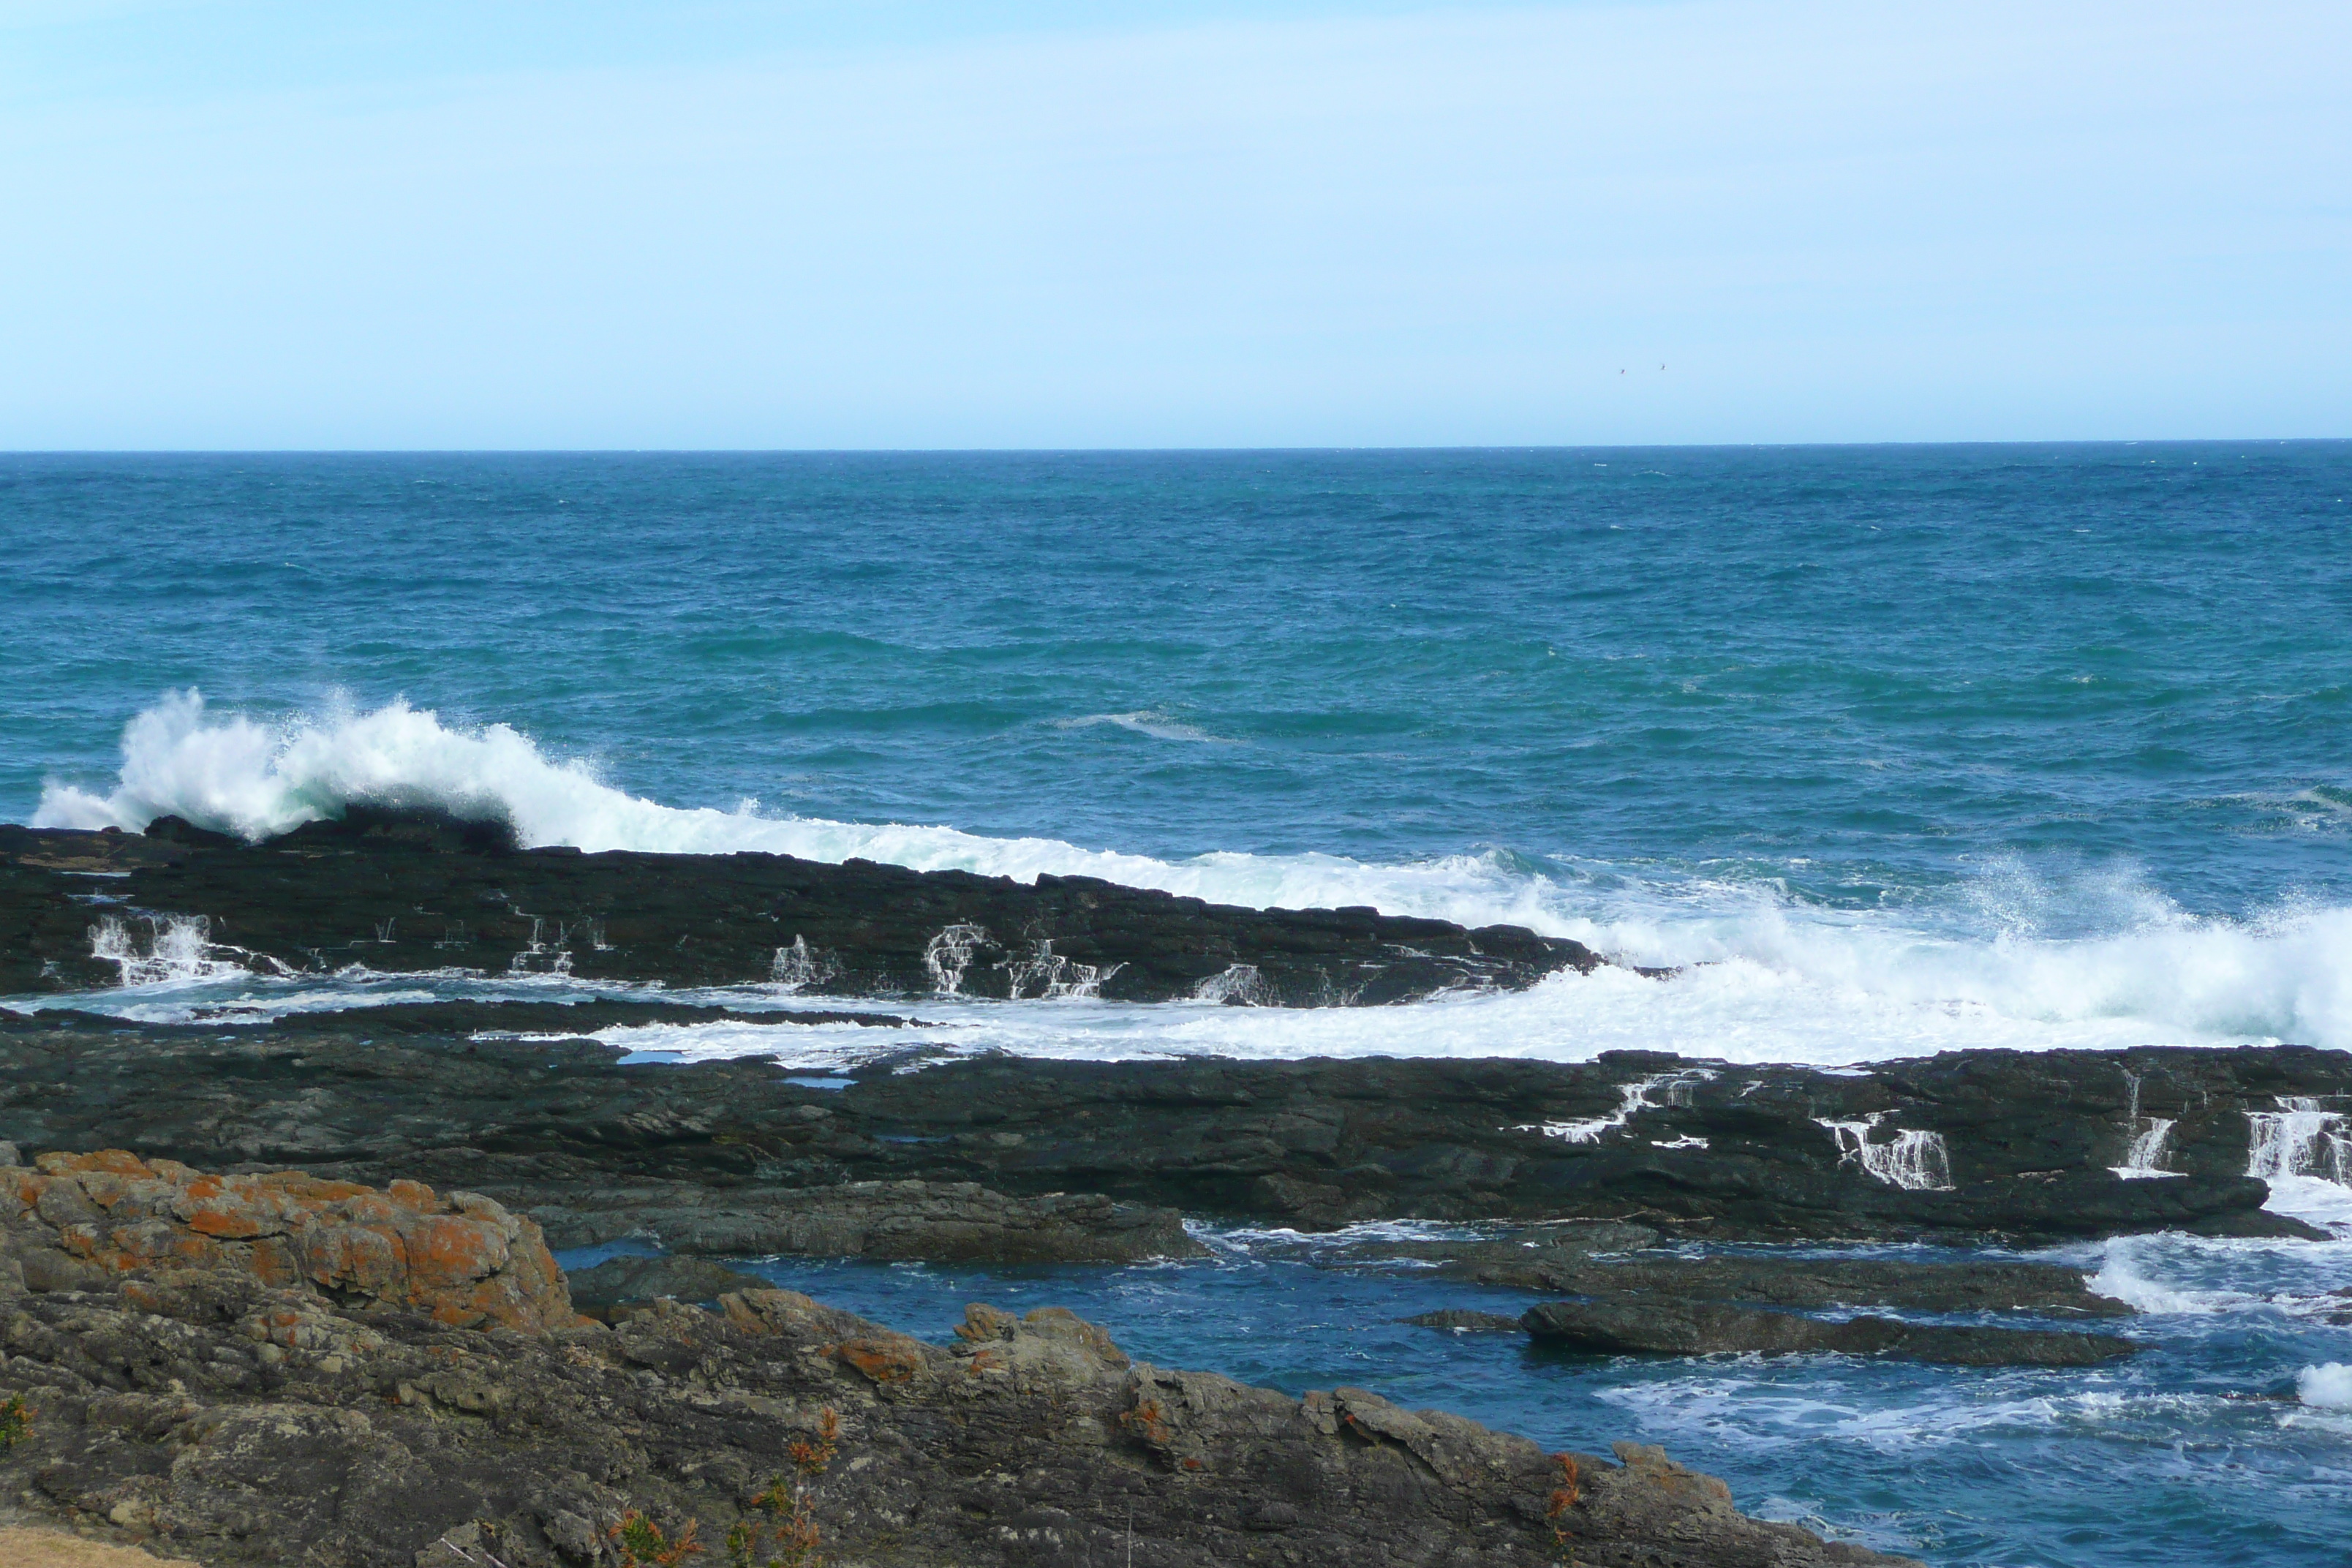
[1439,1251,2133,1317]
[1403,1308,1528,1332]
[1522,1295,2139,1366]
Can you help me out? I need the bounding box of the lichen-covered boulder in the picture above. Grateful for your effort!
[0,1149,579,1333]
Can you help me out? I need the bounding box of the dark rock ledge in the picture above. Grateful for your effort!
[3,1017,2337,1251]
[8,1017,2330,1374]
[1319,1225,2133,1316]
[0,812,1599,1003]
[0,1147,1920,1568]
[1521,1297,2138,1367]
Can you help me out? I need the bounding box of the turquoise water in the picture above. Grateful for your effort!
[9,446,2350,905]
[9,445,2352,1059]
[8,446,2352,1564]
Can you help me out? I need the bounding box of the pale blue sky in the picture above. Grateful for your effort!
[4,1,2345,447]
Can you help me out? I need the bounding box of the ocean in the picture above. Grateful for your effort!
[5,445,2351,1564]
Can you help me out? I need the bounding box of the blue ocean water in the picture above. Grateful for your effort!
[7,446,2352,1565]
[9,445,2352,1060]
[8,446,2349,904]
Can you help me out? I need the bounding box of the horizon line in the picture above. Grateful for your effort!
[2,437,2345,458]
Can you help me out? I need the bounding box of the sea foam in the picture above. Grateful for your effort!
[31,692,2352,1058]
[2299,1364,2352,1409]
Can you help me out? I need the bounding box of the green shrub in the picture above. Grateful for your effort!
[0,1394,34,1450]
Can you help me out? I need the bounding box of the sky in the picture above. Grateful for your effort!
[1,0,2345,448]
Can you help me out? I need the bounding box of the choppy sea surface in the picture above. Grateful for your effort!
[6,446,2351,1564]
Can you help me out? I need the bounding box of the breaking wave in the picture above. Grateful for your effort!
[2300,1364,2352,1409]
[31,692,2352,1054]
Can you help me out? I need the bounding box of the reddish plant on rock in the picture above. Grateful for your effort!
[611,1512,704,1567]
[0,1392,33,1449]
[1547,1454,1582,1561]
[1118,1398,1172,1449]
[728,1406,840,1568]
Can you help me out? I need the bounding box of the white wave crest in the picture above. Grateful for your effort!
[1049,710,1228,744]
[29,693,2352,1057]
[2087,1253,2254,1316]
[2299,1363,2352,1409]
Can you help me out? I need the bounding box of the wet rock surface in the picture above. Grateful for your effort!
[1522,1297,2140,1367]
[0,813,1599,1003]
[0,1017,2338,1250]
[1413,1245,2132,1319]
[0,1153,1920,1568]
[819,1049,2342,1242]
[259,998,921,1033]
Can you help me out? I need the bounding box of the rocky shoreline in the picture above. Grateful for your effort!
[10,1007,2340,1384]
[1,1149,1920,1567]
[4,815,2348,1564]
[5,1003,2344,1373]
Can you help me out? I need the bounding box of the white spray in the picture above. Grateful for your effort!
[2112,1069,2182,1179]
[1816,1114,1956,1191]
[34,692,2352,1058]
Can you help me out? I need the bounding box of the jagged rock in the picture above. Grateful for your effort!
[0,813,1598,1003]
[1522,1295,2138,1365]
[1,1151,578,1334]
[0,1263,1921,1567]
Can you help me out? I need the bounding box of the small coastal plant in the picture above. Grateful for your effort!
[1546,1454,1581,1563]
[611,1512,704,1567]
[0,1393,34,1450]
[725,1406,840,1568]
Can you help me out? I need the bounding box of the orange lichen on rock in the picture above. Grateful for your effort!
[1,1150,579,1333]
[834,1336,924,1384]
